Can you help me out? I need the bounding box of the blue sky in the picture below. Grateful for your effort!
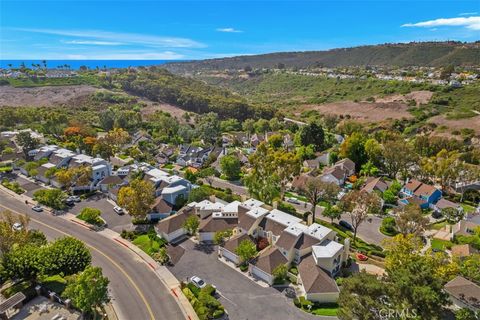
[1,1,479,60]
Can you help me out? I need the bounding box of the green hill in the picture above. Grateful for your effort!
[165,42,480,73]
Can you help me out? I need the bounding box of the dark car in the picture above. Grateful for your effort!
[339,220,353,231]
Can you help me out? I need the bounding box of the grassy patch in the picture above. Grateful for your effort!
[1,179,25,194]
[431,238,453,251]
[430,220,449,230]
[41,274,67,294]
[311,305,339,316]
[461,203,475,214]
[132,234,167,255]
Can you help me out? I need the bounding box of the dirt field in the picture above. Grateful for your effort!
[0,84,188,119]
[299,100,413,121]
[428,114,480,135]
[0,85,99,106]
[296,91,434,122]
[375,90,433,106]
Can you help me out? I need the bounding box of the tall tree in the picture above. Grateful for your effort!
[302,177,340,224]
[297,122,325,151]
[0,210,31,255]
[16,131,40,158]
[337,271,386,320]
[235,239,257,265]
[244,143,280,204]
[196,112,220,144]
[41,237,91,276]
[382,139,415,179]
[117,179,155,220]
[341,190,381,244]
[183,215,200,235]
[339,132,367,168]
[62,266,110,316]
[394,204,429,237]
[220,155,242,180]
[274,150,301,200]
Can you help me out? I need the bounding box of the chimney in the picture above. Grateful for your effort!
[209,194,216,203]
[342,238,351,263]
[306,213,313,226]
[240,195,247,202]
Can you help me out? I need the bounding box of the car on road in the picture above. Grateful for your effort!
[32,205,43,212]
[339,220,353,231]
[65,199,75,206]
[189,276,206,289]
[286,197,301,205]
[113,206,124,215]
[12,222,23,231]
[67,195,81,203]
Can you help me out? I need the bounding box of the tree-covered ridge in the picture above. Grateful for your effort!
[165,41,480,73]
[112,67,273,120]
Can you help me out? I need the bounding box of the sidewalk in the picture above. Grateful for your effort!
[1,184,199,320]
[100,229,198,320]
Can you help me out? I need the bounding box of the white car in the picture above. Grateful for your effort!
[113,206,124,215]
[69,196,81,202]
[286,197,301,205]
[12,222,23,231]
[32,205,43,212]
[189,276,206,289]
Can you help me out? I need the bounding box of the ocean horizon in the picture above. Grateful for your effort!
[0,60,188,70]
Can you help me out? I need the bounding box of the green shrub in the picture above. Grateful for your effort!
[201,284,216,296]
[77,207,103,226]
[213,309,225,319]
[239,264,248,272]
[187,282,201,297]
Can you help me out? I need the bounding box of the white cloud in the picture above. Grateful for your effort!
[62,40,125,46]
[402,16,480,30]
[11,28,206,48]
[216,27,243,33]
[459,12,478,16]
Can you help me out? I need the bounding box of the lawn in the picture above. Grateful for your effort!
[430,220,449,230]
[41,274,67,294]
[311,305,338,316]
[132,234,167,255]
[461,203,476,214]
[430,238,453,251]
[285,191,308,202]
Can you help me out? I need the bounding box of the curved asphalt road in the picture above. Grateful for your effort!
[0,189,184,320]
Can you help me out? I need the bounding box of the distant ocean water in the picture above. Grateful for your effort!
[0,60,186,70]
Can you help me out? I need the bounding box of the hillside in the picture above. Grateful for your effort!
[164,42,480,73]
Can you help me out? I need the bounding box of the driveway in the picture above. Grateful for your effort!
[168,239,325,320]
[14,175,47,197]
[68,194,132,232]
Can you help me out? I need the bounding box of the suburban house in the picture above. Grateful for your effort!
[176,145,224,168]
[433,198,463,214]
[155,206,195,242]
[302,152,330,171]
[156,196,345,302]
[98,175,125,193]
[361,177,389,194]
[400,179,442,209]
[143,168,193,205]
[149,197,173,221]
[452,218,480,238]
[319,158,356,186]
[444,276,480,312]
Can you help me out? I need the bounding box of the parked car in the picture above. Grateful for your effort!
[65,199,75,206]
[189,276,206,289]
[113,206,124,215]
[356,253,368,261]
[12,222,23,231]
[67,196,81,203]
[339,220,353,231]
[286,197,301,205]
[32,205,43,212]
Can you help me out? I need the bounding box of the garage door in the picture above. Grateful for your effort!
[200,232,214,242]
[251,266,272,284]
[222,248,239,264]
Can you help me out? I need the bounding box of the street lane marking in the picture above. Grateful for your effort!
[0,203,156,320]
